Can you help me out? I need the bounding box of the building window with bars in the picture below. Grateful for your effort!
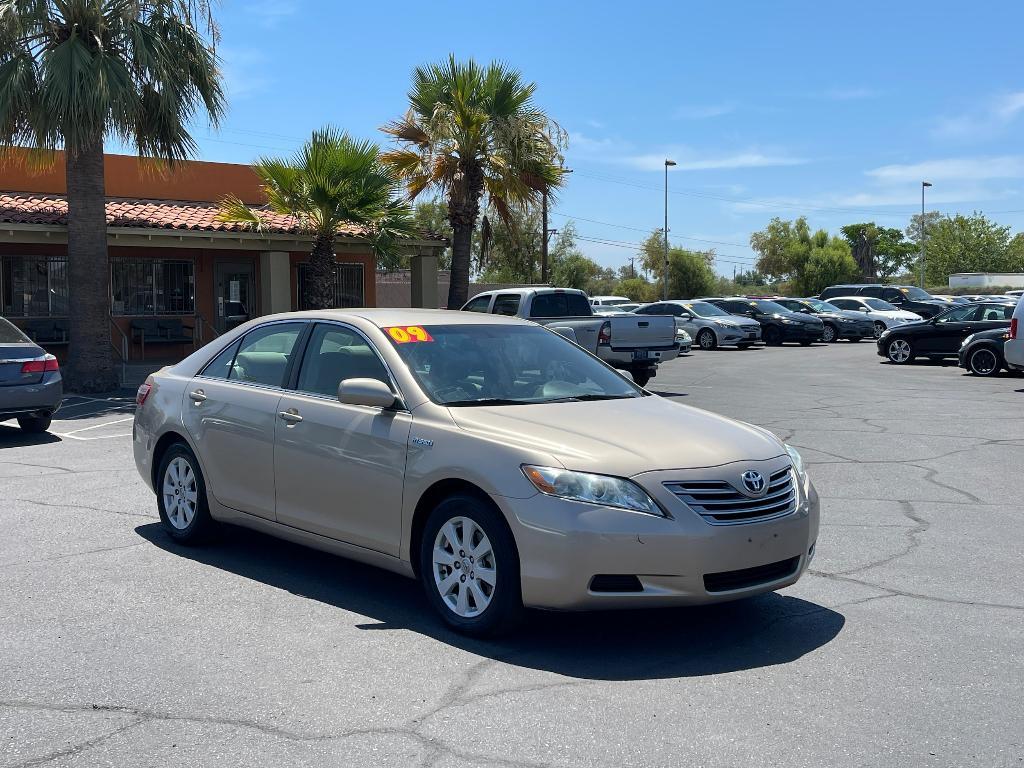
[296,262,365,310]
[0,255,69,317]
[110,257,195,316]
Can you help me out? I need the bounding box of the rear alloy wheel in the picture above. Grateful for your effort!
[696,329,717,350]
[17,413,52,433]
[420,494,522,636]
[762,326,782,346]
[157,444,215,543]
[887,338,914,364]
[873,321,887,339]
[821,324,838,343]
[967,347,1000,377]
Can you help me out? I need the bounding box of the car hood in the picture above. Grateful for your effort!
[773,311,821,325]
[447,395,785,476]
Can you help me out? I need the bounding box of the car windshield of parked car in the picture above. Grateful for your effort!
[750,300,790,314]
[0,318,31,343]
[683,301,729,317]
[386,324,642,406]
[807,299,842,312]
[899,286,932,301]
[864,298,898,311]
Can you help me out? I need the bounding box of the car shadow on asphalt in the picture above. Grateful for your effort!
[135,522,844,681]
[0,425,62,446]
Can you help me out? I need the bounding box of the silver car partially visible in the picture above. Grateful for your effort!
[0,317,63,433]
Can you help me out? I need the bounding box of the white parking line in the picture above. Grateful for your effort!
[54,416,134,440]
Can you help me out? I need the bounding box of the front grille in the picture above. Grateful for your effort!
[665,467,795,525]
[703,556,800,593]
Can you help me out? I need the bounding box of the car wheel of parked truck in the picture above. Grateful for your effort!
[419,494,523,637]
[157,443,216,543]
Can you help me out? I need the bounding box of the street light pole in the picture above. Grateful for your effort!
[920,181,932,288]
[664,159,676,300]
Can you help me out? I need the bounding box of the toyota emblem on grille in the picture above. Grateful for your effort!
[740,470,766,495]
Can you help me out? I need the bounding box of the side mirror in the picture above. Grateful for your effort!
[798,308,811,314]
[860,307,870,313]
[338,378,396,409]
[678,312,692,320]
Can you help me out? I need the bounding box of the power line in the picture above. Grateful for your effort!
[551,210,751,248]
[574,233,759,267]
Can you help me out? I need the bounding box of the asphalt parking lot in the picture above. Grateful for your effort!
[1,344,1022,767]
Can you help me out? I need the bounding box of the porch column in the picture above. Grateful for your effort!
[259,251,292,314]
[410,253,439,309]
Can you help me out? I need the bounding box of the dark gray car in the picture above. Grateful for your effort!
[0,317,63,433]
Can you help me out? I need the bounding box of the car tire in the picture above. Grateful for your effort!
[17,413,52,433]
[886,337,915,364]
[696,329,717,350]
[821,324,838,343]
[156,443,216,544]
[762,326,782,346]
[967,347,1001,377]
[419,494,523,637]
[873,321,886,339]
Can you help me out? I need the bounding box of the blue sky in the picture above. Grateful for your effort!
[179,0,1024,276]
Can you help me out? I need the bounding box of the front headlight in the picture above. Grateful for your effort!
[677,329,692,342]
[522,465,664,516]
[780,318,796,324]
[961,333,976,348]
[784,444,805,478]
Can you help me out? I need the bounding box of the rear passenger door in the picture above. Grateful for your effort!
[273,323,411,555]
[181,321,307,520]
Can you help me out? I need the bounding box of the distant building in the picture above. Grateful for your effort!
[948,272,1024,289]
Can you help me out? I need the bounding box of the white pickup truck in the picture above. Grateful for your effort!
[462,288,679,386]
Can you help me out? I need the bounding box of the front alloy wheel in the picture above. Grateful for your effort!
[821,324,837,343]
[697,329,717,350]
[968,348,1000,377]
[887,338,914,364]
[420,494,522,636]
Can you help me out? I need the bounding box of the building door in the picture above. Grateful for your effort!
[214,261,255,333]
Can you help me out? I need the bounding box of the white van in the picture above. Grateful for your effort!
[1005,299,1024,370]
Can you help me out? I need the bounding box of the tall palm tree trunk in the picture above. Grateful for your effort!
[446,164,484,308]
[447,223,473,308]
[65,138,117,393]
[306,233,337,309]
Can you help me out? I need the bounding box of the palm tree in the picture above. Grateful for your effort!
[0,0,224,392]
[382,56,565,308]
[218,127,414,310]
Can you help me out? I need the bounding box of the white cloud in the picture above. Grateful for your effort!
[673,103,736,120]
[931,90,1024,140]
[624,149,808,172]
[865,156,1024,184]
[249,0,298,28]
[220,48,273,100]
[567,130,628,154]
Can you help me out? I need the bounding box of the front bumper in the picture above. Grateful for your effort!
[0,372,63,420]
[496,466,820,610]
[718,325,761,345]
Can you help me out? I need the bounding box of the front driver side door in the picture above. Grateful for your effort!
[924,305,979,354]
[273,323,411,556]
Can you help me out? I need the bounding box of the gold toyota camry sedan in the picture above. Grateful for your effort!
[133,309,819,635]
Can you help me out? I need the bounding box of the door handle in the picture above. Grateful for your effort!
[278,409,303,424]
[189,389,207,403]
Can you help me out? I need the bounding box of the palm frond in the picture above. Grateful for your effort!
[216,195,267,231]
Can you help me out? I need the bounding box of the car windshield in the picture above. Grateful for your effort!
[864,298,898,311]
[807,299,841,312]
[0,318,31,343]
[386,324,643,406]
[751,300,790,314]
[900,286,932,301]
[683,301,728,317]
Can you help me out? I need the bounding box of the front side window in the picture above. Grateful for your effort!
[683,301,728,317]
[936,306,978,322]
[386,324,641,406]
[110,257,194,316]
[201,339,242,379]
[227,322,305,387]
[864,298,897,311]
[297,324,391,397]
[463,295,492,313]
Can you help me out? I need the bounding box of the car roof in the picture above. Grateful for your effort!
[250,308,536,328]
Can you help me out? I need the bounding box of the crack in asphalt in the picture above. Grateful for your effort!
[6,715,145,768]
[13,497,156,521]
[807,571,1024,612]
[0,542,145,569]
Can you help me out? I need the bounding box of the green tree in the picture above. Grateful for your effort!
[841,223,917,279]
[751,217,856,293]
[382,56,565,308]
[617,276,657,302]
[0,0,224,391]
[546,222,601,290]
[219,128,413,309]
[666,247,717,298]
[921,212,1024,284]
[802,239,860,295]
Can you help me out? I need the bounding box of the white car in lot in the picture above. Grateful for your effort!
[827,296,922,338]
[1005,298,1024,371]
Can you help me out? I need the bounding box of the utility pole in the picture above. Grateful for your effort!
[628,256,636,278]
[663,159,676,300]
[919,181,932,288]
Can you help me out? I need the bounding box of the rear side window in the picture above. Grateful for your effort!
[0,318,30,343]
[296,324,391,397]
[201,339,241,379]
[462,295,491,313]
[859,286,883,298]
[228,322,305,387]
[636,303,662,314]
[493,294,521,316]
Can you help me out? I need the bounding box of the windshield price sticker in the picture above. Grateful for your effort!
[386,326,434,344]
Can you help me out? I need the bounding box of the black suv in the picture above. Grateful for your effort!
[818,284,948,318]
[706,297,824,345]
